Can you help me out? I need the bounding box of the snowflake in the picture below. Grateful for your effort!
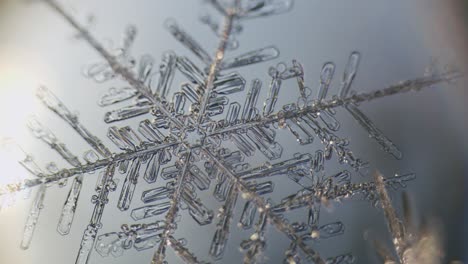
[0,0,460,264]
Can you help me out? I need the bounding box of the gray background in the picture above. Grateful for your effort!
[0,0,466,263]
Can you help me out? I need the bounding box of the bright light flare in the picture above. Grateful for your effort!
[0,63,46,209]
[0,66,40,137]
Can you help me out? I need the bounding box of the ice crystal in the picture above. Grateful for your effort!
[371,172,446,264]
[0,0,461,263]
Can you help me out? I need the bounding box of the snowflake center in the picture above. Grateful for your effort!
[181,127,206,148]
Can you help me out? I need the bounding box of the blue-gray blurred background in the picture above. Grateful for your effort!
[0,0,466,263]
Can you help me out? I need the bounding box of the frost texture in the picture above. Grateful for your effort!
[0,0,461,263]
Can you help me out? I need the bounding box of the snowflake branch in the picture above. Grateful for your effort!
[0,142,179,196]
[167,235,210,264]
[272,173,416,214]
[197,4,238,124]
[42,0,185,129]
[373,172,406,261]
[207,70,461,137]
[36,86,113,158]
[75,164,117,264]
[202,147,325,264]
[152,150,193,264]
